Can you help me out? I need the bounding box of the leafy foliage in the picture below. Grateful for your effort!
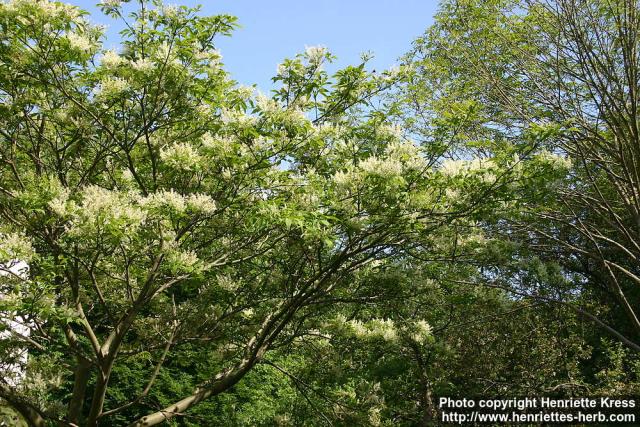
[0,0,638,426]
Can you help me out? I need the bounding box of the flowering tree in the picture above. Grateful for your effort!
[0,0,584,425]
[0,0,519,425]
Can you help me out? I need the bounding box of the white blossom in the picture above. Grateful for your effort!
[20,0,81,19]
[255,93,281,114]
[412,320,432,344]
[241,308,254,318]
[101,0,122,8]
[196,48,222,69]
[440,157,495,177]
[385,140,424,170]
[67,186,145,237]
[333,170,354,187]
[359,156,403,177]
[537,150,572,170]
[48,187,72,217]
[120,168,135,184]
[65,32,95,53]
[186,194,217,214]
[140,189,187,213]
[0,231,34,262]
[196,103,212,117]
[94,77,129,98]
[305,45,328,65]
[215,274,238,291]
[100,50,123,68]
[380,123,404,139]
[161,4,178,19]
[367,318,398,341]
[369,407,382,427]
[160,142,201,170]
[332,315,398,342]
[445,188,460,202]
[155,42,180,66]
[236,85,254,100]
[220,108,256,126]
[131,58,154,73]
[201,132,227,151]
[167,249,200,272]
[385,64,401,79]
[440,159,466,176]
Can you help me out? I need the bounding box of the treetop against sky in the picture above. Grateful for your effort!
[68,0,438,91]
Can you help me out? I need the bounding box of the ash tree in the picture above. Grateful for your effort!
[0,0,575,425]
[0,0,535,425]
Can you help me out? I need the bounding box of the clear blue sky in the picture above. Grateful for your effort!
[68,1,438,91]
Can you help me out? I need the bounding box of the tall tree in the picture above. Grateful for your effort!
[0,1,548,425]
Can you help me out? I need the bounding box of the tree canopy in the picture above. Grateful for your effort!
[0,0,639,426]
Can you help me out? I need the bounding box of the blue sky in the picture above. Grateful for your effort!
[68,1,438,91]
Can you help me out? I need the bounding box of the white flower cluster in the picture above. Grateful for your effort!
[276,63,288,77]
[313,123,347,140]
[140,189,187,213]
[155,42,181,67]
[382,64,401,81]
[366,318,398,341]
[458,230,487,247]
[140,190,216,215]
[380,123,404,139]
[252,135,272,152]
[101,0,122,7]
[445,188,461,202]
[131,57,154,73]
[201,132,230,154]
[235,85,254,100]
[215,274,238,292]
[160,142,202,170]
[305,45,328,66]
[60,186,145,238]
[359,156,403,178]
[94,77,129,99]
[3,0,80,19]
[255,93,281,115]
[186,193,217,213]
[0,231,34,263]
[194,47,222,72]
[167,249,200,271]
[100,50,123,68]
[195,103,212,118]
[332,170,352,187]
[241,308,254,318]
[412,320,432,344]
[220,108,256,127]
[161,4,178,19]
[385,140,424,171]
[440,157,496,182]
[332,315,398,342]
[48,186,72,217]
[536,150,572,170]
[254,92,308,126]
[369,407,383,427]
[66,32,95,53]
[440,159,467,176]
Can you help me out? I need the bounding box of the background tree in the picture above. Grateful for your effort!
[399,0,640,353]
